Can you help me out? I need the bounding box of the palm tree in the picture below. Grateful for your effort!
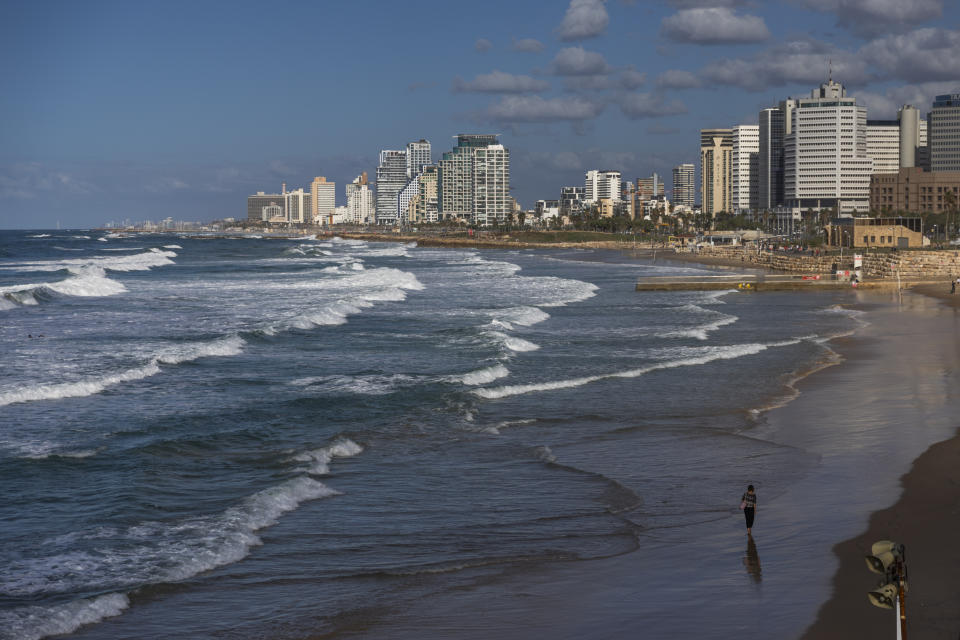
[944,189,957,241]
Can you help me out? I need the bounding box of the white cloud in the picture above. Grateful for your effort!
[859,28,960,82]
[620,68,647,90]
[0,162,99,199]
[475,38,493,52]
[548,46,612,75]
[453,71,551,93]
[857,81,959,118]
[512,37,545,53]
[482,95,606,123]
[700,39,870,90]
[661,7,770,44]
[617,92,688,119]
[557,0,609,41]
[656,69,702,89]
[796,0,942,36]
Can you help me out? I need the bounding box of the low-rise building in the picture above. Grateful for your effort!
[826,217,925,248]
[871,167,960,214]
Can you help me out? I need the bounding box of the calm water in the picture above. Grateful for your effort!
[0,230,873,638]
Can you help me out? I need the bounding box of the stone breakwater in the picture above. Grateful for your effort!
[693,246,960,281]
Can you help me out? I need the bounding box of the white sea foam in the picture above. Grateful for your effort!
[0,266,128,303]
[0,336,245,407]
[456,364,511,385]
[291,438,363,475]
[492,306,551,327]
[98,247,146,251]
[52,246,84,251]
[657,310,739,341]
[27,234,51,238]
[484,331,540,352]
[163,244,182,249]
[97,237,107,242]
[4,249,176,274]
[475,339,803,399]
[1,593,130,640]
[289,373,419,395]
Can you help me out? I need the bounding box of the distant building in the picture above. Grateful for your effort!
[439,134,510,226]
[376,149,407,225]
[700,128,732,216]
[285,188,311,224]
[672,164,694,208]
[311,177,336,225]
[758,101,794,210]
[409,165,439,223]
[867,107,928,175]
[931,93,960,172]
[560,186,584,214]
[637,173,664,199]
[731,125,759,213]
[584,170,621,205]
[247,191,284,222]
[784,80,872,214]
[346,173,375,224]
[406,139,432,179]
[871,167,960,214]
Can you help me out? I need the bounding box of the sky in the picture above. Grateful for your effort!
[1,0,959,229]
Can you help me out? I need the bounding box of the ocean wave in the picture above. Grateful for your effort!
[491,306,551,328]
[656,309,739,341]
[475,339,803,399]
[484,331,540,352]
[0,476,339,610]
[289,373,421,395]
[27,234,51,238]
[52,246,84,251]
[0,593,129,640]
[0,336,245,407]
[163,244,182,249]
[4,249,176,274]
[290,438,363,475]
[455,364,511,385]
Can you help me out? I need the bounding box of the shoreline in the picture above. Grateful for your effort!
[798,287,960,640]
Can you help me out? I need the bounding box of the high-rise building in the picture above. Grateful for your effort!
[672,164,695,208]
[867,106,929,174]
[700,128,733,216]
[247,191,284,222]
[584,170,622,204]
[732,125,759,213]
[409,165,439,223]
[636,174,664,198]
[784,80,873,214]
[438,134,510,225]
[346,173,374,225]
[284,188,311,224]
[406,139,432,179]
[310,176,336,224]
[375,150,407,224]
[930,93,960,172]
[757,100,795,210]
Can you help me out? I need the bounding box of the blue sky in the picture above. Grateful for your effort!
[2,0,959,228]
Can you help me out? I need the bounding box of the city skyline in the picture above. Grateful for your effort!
[2,0,960,228]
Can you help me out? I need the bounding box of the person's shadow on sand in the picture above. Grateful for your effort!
[744,535,762,583]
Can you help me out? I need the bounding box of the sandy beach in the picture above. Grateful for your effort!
[799,286,960,640]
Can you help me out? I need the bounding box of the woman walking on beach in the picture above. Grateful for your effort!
[740,485,757,535]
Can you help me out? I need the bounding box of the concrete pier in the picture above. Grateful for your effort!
[635,275,889,292]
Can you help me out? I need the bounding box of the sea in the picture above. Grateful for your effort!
[0,230,924,639]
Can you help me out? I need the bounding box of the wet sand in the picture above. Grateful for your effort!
[800,287,960,640]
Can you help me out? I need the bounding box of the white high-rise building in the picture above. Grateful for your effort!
[731,125,759,213]
[866,107,928,174]
[784,80,873,214]
[346,174,374,224]
[584,170,622,204]
[397,178,419,225]
[406,139,432,179]
[284,188,311,224]
[310,176,336,224]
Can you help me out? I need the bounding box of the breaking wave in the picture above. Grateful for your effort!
[290,438,364,475]
[475,339,804,399]
[0,336,246,407]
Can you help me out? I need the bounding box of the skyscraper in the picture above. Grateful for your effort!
[375,149,407,225]
[636,174,663,199]
[784,80,873,214]
[346,173,374,225]
[584,170,622,204]
[672,164,695,208]
[406,140,432,179]
[439,134,510,225]
[731,125,759,213]
[930,93,960,172]
[310,176,336,224]
[700,128,732,216]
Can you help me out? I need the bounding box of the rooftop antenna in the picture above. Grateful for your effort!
[829,58,833,83]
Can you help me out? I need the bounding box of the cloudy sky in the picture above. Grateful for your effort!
[2,0,960,228]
